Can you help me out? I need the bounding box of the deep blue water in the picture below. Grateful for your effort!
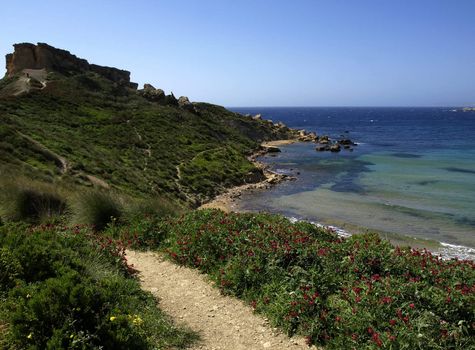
[230,107,475,259]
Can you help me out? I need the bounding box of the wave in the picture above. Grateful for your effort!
[286,216,474,261]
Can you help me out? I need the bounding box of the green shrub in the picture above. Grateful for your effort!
[0,180,68,224]
[0,223,196,349]
[0,247,22,292]
[72,190,124,231]
[162,209,475,349]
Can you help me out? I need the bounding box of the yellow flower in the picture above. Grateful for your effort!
[70,334,74,338]
[109,316,116,322]
[132,316,143,326]
[27,333,33,339]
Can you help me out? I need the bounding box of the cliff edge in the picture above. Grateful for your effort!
[5,42,138,89]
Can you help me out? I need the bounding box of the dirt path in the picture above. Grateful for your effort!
[127,250,315,350]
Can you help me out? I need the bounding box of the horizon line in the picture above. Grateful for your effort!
[225,105,469,109]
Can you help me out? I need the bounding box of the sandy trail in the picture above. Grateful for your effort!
[127,250,315,350]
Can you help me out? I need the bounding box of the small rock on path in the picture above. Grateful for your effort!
[127,250,316,350]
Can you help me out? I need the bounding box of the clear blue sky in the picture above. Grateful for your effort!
[1,0,474,106]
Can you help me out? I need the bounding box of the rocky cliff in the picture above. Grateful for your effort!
[5,43,138,88]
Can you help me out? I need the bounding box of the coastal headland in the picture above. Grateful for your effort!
[1,43,473,350]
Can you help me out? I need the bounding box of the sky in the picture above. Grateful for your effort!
[1,0,474,107]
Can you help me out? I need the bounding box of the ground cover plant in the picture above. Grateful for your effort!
[154,209,475,349]
[0,222,196,349]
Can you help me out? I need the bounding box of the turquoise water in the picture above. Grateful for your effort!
[231,107,475,260]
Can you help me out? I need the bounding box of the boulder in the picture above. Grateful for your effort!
[178,96,196,112]
[165,93,178,106]
[265,146,281,153]
[139,84,166,102]
[316,145,329,152]
[338,139,355,146]
[252,114,262,120]
[143,83,156,90]
[330,144,341,152]
[178,95,191,107]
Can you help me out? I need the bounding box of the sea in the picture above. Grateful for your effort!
[230,107,475,261]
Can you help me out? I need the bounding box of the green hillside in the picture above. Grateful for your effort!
[0,68,296,207]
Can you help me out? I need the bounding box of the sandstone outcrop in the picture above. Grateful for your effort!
[5,43,138,88]
[178,96,194,111]
[139,83,166,102]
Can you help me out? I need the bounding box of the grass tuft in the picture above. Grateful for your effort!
[0,179,68,223]
[72,190,124,231]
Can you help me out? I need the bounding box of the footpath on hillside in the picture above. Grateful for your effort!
[127,250,316,350]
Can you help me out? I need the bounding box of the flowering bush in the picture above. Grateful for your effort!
[163,209,475,349]
[0,222,195,349]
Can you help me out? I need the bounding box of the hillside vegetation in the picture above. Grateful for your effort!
[0,69,295,208]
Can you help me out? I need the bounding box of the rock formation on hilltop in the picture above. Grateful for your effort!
[5,42,138,88]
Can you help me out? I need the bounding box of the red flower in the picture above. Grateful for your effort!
[372,332,383,347]
[389,319,397,326]
[409,303,415,309]
[371,274,381,282]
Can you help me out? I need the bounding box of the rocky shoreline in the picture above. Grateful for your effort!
[199,114,358,212]
[199,139,299,212]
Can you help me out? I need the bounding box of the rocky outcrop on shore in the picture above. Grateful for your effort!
[5,43,138,88]
[241,113,359,153]
[315,136,357,152]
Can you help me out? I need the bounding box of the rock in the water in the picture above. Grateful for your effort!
[338,139,355,146]
[316,145,328,152]
[330,144,341,152]
[298,130,318,142]
[264,146,281,153]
